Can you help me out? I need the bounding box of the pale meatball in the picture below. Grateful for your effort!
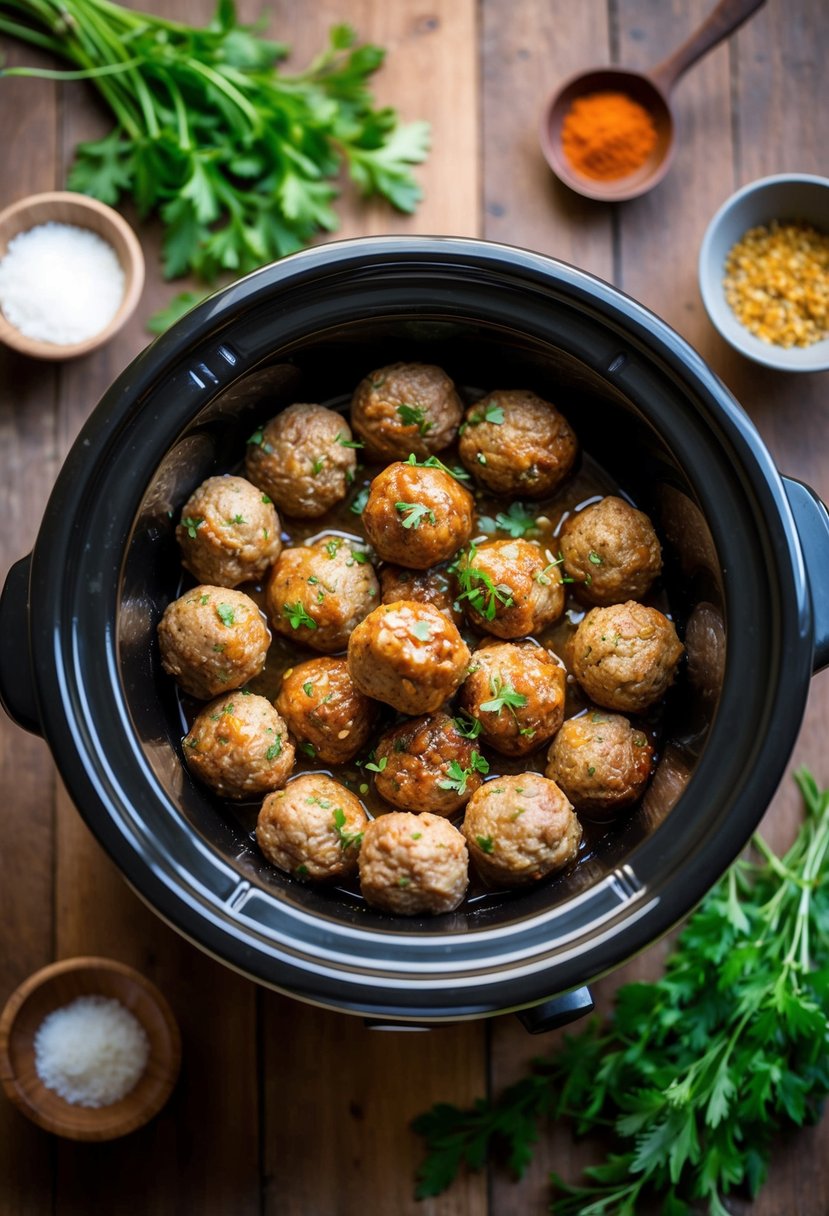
[571,601,684,713]
[265,535,379,654]
[372,711,488,816]
[358,811,468,915]
[350,362,463,460]
[176,475,283,588]
[362,462,474,570]
[256,774,368,882]
[458,389,578,498]
[462,773,581,887]
[275,656,379,764]
[182,691,294,799]
[348,601,471,715]
[560,495,662,605]
[380,561,462,626]
[245,403,357,518]
[456,539,565,638]
[457,641,566,756]
[545,710,654,817]
[157,585,271,700]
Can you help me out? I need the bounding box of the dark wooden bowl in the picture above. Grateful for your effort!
[0,957,181,1140]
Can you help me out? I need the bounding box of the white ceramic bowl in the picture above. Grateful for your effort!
[698,173,829,372]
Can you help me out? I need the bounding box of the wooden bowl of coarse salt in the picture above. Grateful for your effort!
[0,191,144,360]
[0,956,180,1140]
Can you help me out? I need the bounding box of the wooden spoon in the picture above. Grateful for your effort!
[539,0,766,202]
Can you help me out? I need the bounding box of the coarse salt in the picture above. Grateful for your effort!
[34,994,149,1108]
[0,221,125,346]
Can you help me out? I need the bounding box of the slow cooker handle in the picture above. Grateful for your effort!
[784,477,829,673]
[0,554,40,735]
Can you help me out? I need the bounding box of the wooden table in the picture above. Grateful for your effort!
[1,1,827,1212]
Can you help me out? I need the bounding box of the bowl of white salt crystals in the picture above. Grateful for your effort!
[0,956,180,1140]
[0,191,144,359]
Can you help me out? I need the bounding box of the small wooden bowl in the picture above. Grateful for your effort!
[0,191,144,360]
[0,957,181,1140]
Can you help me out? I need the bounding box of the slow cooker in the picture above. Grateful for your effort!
[2,237,827,1032]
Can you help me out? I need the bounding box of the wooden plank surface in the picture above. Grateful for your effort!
[0,0,827,1214]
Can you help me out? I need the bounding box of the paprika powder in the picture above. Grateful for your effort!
[561,91,657,180]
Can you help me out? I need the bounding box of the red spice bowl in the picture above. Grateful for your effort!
[0,957,181,1140]
[539,67,674,203]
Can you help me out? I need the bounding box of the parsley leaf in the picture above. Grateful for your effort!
[405,453,471,484]
[395,501,436,530]
[397,403,432,436]
[283,601,317,630]
[477,501,539,539]
[180,515,204,539]
[456,542,514,620]
[332,806,364,850]
[437,751,489,796]
[479,674,527,714]
[216,603,235,626]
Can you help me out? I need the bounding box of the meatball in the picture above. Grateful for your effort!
[559,495,662,605]
[157,585,271,700]
[275,656,379,764]
[372,711,488,816]
[456,539,565,638]
[348,601,471,715]
[266,535,380,654]
[256,773,368,882]
[362,462,474,569]
[350,362,463,460]
[457,641,566,756]
[571,600,683,713]
[458,389,578,498]
[358,811,468,915]
[462,773,581,887]
[380,561,462,626]
[545,710,654,817]
[245,403,357,518]
[175,474,282,588]
[182,691,294,799]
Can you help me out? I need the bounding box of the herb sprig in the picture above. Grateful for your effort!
[477,501,539,539]
[437,752,489,796]
[455,544,514,621]
[413,768,829,1213]
[1,2,430,294]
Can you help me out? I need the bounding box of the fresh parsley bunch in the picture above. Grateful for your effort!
[413,768,829,1215]
[0,0,429,284]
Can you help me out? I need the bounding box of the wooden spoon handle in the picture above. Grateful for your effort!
[648,0,766,96]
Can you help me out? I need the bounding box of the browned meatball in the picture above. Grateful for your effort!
[256,773,368,882]
[380,561,462,626]
[358,811,468,915]
[571,601,683,713]
[348,601,471,715]
[458,389,578,498]
[245,403,357,518]
[456,539,565,638]
[266,535,379,654]
[350,363,463,460]
[157,585,271,700]
[462,773,581,887]
[275,656,379,764]
[457,641,566,756]
[372,711,489,816]
[175,475,282,588]
[560,495,662,605]
[545,710,654,816]
[362,462,474,570]
[183,691,294,799]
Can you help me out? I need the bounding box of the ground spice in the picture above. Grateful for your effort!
[723,220,829,348]
[561,91,657,181]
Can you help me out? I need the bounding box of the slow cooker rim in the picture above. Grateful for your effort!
[24,236,816,1017]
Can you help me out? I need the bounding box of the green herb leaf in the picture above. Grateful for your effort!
[283,601,317,630]
[395,501,436,530]
[397,403,432,436]
[365,756,388,773]
[405,453,471,484]
[479,674,527,715]
[216,603,235,626]
[332,805,364,849]
[456,542,514,621]
[477,501,539,539]
[180,515,204,539]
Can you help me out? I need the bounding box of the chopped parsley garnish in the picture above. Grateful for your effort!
[261,493,272,504]
[325,537,342,558]
[247,428,272,453]
[456,542,514,620]
[477,501,538,539]
[475,835,495,854]
[534,553,565,585]
[350,486,370,515]
[303,682,314,697]
[181,515,204,539]
[453,713,483,740]
[332,807,364,850]
[349,549,371,564]
[216,603,235,627]
[283,601,317,630]
[476,452,487,465]
[224,513,246,526]
[479,674,528,715]
[335,432,364,449]
[588,550,604,565]
[299,741,317,758]
[467,403,504,426]
[266,739,283,761]
[397,403,432,436]
[395,501,436,529]
[405,453,471,484]
[311,455,326,475]
[295,864,309,878]
[437,751,489,795]
[365,756,388,773]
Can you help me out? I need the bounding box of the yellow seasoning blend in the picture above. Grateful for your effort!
[723,220,829,348]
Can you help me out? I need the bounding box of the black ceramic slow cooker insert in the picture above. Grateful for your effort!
[2,237,828,1030]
